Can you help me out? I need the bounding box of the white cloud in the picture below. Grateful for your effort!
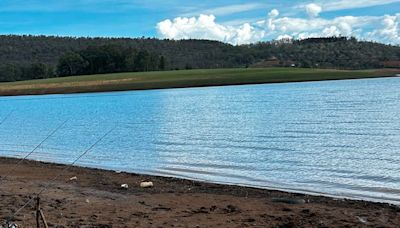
[156,5,400,45]
[309,0,400,12]
[156,14,264,45]
[266,15,379,39]
[306,3,322,17]
[277,34,292,40]
[265,13,400,44]
[182,3,266,17]
[268,9,279,18]
[267,9,279,31]
[367,14,400,44]
[322,26,342,36]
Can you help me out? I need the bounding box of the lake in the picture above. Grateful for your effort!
[0,77,399,204]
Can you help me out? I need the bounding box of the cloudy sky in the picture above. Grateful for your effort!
[0,0,398,45]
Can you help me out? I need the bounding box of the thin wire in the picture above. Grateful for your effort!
[0,119,69,184]
[4,126,116,224]
[0,110,14,126]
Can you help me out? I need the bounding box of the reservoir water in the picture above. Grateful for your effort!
[0,77,399,204]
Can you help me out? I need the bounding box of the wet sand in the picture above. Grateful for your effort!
[0,157,399,227]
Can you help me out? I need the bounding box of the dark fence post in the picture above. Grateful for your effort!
[36,197,40,228]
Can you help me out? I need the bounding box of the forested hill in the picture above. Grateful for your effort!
[0,35,399,82]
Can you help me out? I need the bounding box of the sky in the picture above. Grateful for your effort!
[0,0,399,45]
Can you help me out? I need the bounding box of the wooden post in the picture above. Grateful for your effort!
[36,197,40,228]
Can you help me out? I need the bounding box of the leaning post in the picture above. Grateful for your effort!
[36,196,40,228]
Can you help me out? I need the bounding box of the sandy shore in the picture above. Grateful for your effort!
[0,158,399,227]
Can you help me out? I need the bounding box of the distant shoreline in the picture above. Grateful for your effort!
[0,67,398,97]
[0,157,399,226]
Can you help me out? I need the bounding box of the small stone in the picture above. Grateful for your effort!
[69,176,78,181]
[140,181,154,188]
[121,183,129,189]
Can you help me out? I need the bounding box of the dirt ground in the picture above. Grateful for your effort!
[0,157,399,227]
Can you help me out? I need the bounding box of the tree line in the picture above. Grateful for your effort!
[247,37,400,69]
[0,45,166,82]
[56,45,165,76]
[0,63,53,82]
[0,35,399,82]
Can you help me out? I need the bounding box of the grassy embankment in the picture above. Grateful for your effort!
[0,67,398,96]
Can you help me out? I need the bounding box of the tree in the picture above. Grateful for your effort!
[22,63,49,80]
[185,63,193,70]
[135,50,151,71]
[0,64,22,82]
[57,52,88,76]
[159,55,166,70]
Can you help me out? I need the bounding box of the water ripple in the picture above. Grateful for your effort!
[0,77,400,204]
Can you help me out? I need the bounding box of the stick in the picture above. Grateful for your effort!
[3,126,116,225]
[0,110,14,126]
[39,209,49,228]
[0,119,68,183]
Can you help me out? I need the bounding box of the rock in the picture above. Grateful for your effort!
[121,184,129,189]
[224,205,239,213]
[140,181,154,188]
[69,176,78,181]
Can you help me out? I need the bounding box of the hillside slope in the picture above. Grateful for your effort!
[0,35,398,83]
[0,68,397,96]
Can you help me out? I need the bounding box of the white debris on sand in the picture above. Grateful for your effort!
[69,176,78,181]
[140,181,154,188]
[121,183,129,189]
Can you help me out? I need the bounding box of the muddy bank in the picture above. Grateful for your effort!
[0,157,399,227]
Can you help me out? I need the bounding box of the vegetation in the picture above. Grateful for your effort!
[0,68,397,96]
[56,45,163,76]
[0,35,399,83]
[257,37,400,69]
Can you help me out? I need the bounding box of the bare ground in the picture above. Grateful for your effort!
[0,157,399,227]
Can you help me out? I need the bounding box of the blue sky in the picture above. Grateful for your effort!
[0,0,399,44]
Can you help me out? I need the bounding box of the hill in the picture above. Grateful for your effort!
[0,35,399,82]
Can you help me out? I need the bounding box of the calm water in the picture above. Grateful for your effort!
[0,78,400,204]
